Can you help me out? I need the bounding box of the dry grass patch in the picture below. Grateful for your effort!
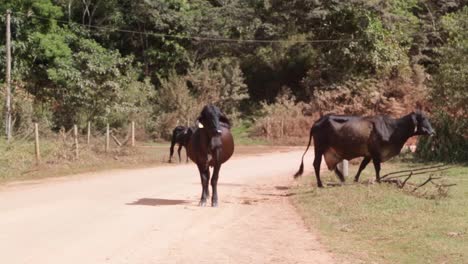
[292,161,468,264]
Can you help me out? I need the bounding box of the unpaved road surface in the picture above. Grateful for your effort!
[0,150,336,264]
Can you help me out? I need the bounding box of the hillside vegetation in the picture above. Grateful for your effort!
[0,0,466,161]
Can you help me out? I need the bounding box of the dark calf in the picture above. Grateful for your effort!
[169,125,193,163]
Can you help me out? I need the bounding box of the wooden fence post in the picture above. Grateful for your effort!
[73,124,79,159]
[105,123,110,153]
[34,123,41,165]
[87,121,91,145]
[131,121,135,147]
[266,118,270,140]
[280,118,284,138]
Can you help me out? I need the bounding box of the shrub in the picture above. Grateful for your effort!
[251,88,311,142]
[416,111,468,163]
[152,59,249,139]
[308,78,426,117]
[416,7,468,163]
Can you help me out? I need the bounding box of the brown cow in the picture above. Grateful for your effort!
[187,105,234,207]
[294,111,435,188]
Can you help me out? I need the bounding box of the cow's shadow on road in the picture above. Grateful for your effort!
[127,198,190,206]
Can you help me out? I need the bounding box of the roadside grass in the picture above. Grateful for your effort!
[0,134,293,183]
[0,138,168,183]
[292,159,468,264]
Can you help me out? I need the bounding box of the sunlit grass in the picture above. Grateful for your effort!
[292,160,468,264]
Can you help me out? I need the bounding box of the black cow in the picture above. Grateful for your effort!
[187,105,234,207]
[169,125,193,163]
[294,111,435,188]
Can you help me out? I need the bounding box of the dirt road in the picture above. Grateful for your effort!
[0,150,336,264]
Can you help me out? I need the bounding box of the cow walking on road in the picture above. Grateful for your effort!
[169,126,193,163]
[187,105,234,207]
[294,111,435,188]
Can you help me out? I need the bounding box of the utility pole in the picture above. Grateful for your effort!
[5,10,12,142]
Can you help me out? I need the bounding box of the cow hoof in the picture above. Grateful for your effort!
[198,201,207,207]
[212,201,218,207]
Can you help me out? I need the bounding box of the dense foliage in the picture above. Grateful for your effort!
[416,6,468,163]
[0,0,466,159]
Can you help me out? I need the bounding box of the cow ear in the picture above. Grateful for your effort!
[196,116,204,128]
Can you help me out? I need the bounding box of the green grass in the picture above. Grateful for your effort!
[292,160,468,264]
[231,122,268,145]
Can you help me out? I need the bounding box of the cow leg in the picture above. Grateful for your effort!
[177,144,183,163]
[334,167,345,183]
[197,164,210,207]
[211,148,222,207]
[169,140,176,163]
[211,164,221,207]
[185,147,189,163]
[372,158,381,183]
[313,152,324,188]
[354,157,371,182]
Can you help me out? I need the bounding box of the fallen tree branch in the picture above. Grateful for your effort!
[430,181,457,188]
[381,164,448,179]
[382,178,403,187]
[384,167,451,180]
[401,172,413,188]
[412,176,442,192]
[380,165,456,199]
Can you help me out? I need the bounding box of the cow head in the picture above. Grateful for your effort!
[197,104,231,136]
[412,111,435,136]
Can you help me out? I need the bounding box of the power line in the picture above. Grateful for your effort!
[12,11,363,44]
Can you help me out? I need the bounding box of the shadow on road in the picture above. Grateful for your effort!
[127,198,190,206]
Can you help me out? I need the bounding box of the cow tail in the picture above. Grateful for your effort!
[294,127,314,179]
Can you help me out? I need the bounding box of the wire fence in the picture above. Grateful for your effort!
[0,121,137,169]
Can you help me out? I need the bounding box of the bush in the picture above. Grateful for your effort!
[430,7,468,114]
[416,111,468,163]
[251,88,311,141]
[152,59,249,139]
[416,7,468,163]
[307,78,426,116]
